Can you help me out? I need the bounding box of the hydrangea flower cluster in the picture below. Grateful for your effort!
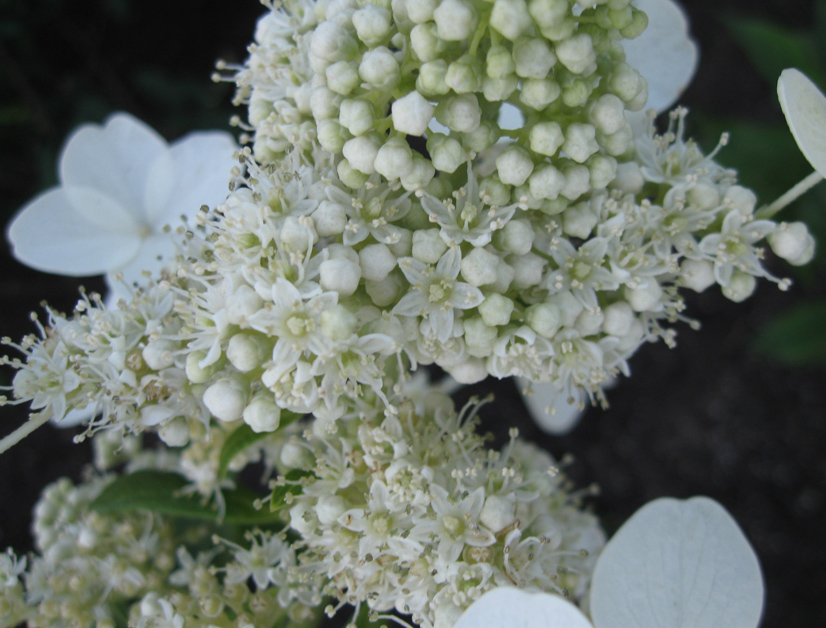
[281,386,602,628]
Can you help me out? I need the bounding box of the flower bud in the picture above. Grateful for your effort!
[340,98,376,136]
[158,417,190,447]
[510,252,544,288]
[317,119,347,152]
[602,301,635,336]
[461,247,499,286]
[483,76,519,101]
[556,33,596,74]
[491,0,532,40]
[359,46,400,89]
[680,259,715,293]
[310,21,358,63]
[513,37,556,78]
[520,79,561,110]
[326,60,361,95]
[411,23,444,62]
[768,221,816,266]
[320,304,359,340]
[436,94,482,133]
[624,280,663,312]
[575,308,604,336]
[360,243,397,281]
[320,258,362,296]
[400,153,436,191]
[560,164,591,200]
[433,0,478,41]
[185,350,219,384]
[609,62,643,103]
[417,60,450,96]
[337,158,370,188]
[280,215,318,251]
[142,340,176,371]
[547,290,584,326]
[724,185,758,216]
[479,293,514,326]
[612,161,644,193]
[313,200,348,237]
[203,376,250,422]
[407,0,440,22]
[528,0,568,29]
[343,134,382,174]
[486,45,515,78]
[589,154,617,189]
[562,203,598,239]
[496,145,534,186]
[588,94,626,135]
[722,271,757,303]
[563,123,599,163]
[494,219,534,255]
[392,91,434,136]
[227,332,270,372]
[366,273,403,306]
[480,495,516,532]
[412,228,448,263]
[352,5,392,45]
[530,121,565,157]
[375,137,415,180]
[450,358,488,383]
[428,134,466,173]
[464,317,498,357]
[446,56,482,93]
[526,302,562,337]
[281,441,314,468]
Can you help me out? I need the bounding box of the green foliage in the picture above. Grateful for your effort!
[217,413,301,480]
[752,299,826,366]
[90,470,282,524]
[270,470,314,513]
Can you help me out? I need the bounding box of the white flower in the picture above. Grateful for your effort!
[777,68,826,177]
[453,497,764,628]
[7,112,236,288]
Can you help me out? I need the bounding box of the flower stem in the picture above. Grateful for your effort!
[756,170,824,219]
[0,413,51,455]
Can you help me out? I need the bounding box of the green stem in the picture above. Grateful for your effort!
[0,413,51,455]
[756,170,824,219]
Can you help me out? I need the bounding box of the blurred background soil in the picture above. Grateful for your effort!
[0,1,824,626]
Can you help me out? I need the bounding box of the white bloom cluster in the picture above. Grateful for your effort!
[230,0,648,194]
[281,387,603,628]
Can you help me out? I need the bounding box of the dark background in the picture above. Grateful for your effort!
[1,1,824,626]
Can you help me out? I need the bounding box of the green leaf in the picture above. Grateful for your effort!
[751,299,826,366]
[728,18,823,89]
[90,470,283,525]
[217,411,302,480]
[270,469,314,512]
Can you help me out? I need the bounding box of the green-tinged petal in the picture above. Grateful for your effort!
[453,588,593,628]
[778,68,826,177]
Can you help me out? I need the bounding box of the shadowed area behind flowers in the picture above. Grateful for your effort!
[0,0,824,627]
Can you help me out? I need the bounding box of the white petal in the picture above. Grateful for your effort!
[147,131,237,226]
[778,68,826,177]
[7,188,142,276]
[623,0,698,112]
[59,113,168,224]
[517,378,585,435]
[112,233,179,287]
[590,496,764,628]
[453,588,593,628]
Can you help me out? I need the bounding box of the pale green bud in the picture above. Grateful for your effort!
[320,258,361,295]
[417,60,450,96]
[310,86,342,120]
[375,136,415,180]
[343,134,382,174]
[400,152,436,191]
[602,301,635,336]
[724,185,758,216]
[599,125,633,156]
[513,38,556,79]
[562,202,598,239]
[528,0,568,29]
[185,351,220,384]
[392,90,435,136]
[227,332,270,373]
[563,123,599,163]
[520,78,561,110]
[142,339,176,371]
[428,134,466,173]
[359,46,400,88]
[433,0,478,41]
[388,227,413,257]
[621,7,648,39]
[722,271,757,303]
[360,243,398,281]
[337,158,370,188]
[317,119,347,152]
[491,258,516,292]
[767,222,816,266]
[491,0,532,40]
[436,94,482,132]
[479,495,516,532]
[588,94,626,135]
[486,45,515,78]
[496,145,534,186]
[407,0,440,23]
[464,317,498,357]
[560,164,591,200]
[479,293,514,326]
[589,154,617,189]
[612,161,644,193]
[412,228,448,263]
[510,252,544,288]
[680,259,715,293]
[575,308,604,335]
[624,280,663,312]
[313,200,348,237]
[530,121,565,156]
[311,21,358,63]
[540,18,576,41]
[461,247,499,286]
[281,215,319,251]
[450,358,488,383]
[609,62,644,102]
[479,174,511,206]
[352,5,392,46]
[483,76,519,101]
[339,99,375,136]
[366,273,403,306]
[241,394,279,433]
[529,164,566,200]
[494,218,535,255]
[158,417,190,447]
[320,304,359,340]
[410,23,444,62]
[446,56,482,93]
[203,376,249,422]
[548,290,584,326]
[462,121,499,152]
[326,60,361,95]
[526,302,562,338]
[556,33,597,75]
[561,78,593,107]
